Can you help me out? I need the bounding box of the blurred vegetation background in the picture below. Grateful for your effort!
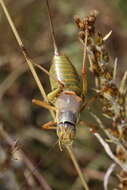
[0,0,127,189]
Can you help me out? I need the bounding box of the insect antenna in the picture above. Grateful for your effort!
[46,0,59,56]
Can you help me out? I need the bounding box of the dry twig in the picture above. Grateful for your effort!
[0,124,52,190]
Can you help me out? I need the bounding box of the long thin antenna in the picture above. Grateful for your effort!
[46,0,59,56]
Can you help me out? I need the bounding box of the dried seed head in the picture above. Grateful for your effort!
[83,17,89,24]
[79,31,85,41]
[74,15,81,26]
[90,10,99,17]
[79,22,85,30]
[88,16,96,23]
[95,33,103,46]
[74,11,98,38]
[88,25,92,31]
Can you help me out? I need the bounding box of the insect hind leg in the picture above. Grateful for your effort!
[47,86,63,102]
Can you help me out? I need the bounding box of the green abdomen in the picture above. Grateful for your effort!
[49,55,82,96]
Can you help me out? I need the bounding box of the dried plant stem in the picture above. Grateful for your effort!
[66,146,90,190]
[0,0,54,119]
[119,71,127,95]
[0,0,44,95]
[113,58,118,81]
[104,163,116,190]
[91,112,127,152]
[94,133,127,171]
[0,124,52,190]
[0,0,89,189]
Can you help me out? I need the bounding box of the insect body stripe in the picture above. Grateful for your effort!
[50,55,82,96]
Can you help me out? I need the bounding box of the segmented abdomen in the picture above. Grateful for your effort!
[49,55,81,96]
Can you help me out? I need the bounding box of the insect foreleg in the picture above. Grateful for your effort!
[47,85,64,102]
[42,121,57,130]
[32,99,56,111]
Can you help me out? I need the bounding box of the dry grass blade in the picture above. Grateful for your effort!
[119,71,127,95]
[104,163,116,190]
[94,133,127,171]
[0,0,89,189]
[113,58,118,81]
[91,113,127,149]
[103,30,112,41]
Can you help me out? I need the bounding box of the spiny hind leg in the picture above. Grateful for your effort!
[42,121,57,130]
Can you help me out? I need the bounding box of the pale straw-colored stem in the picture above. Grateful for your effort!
[0,0,89,189]
[0,0,44,97]
[66,146,90,190]
[0,0,55,119]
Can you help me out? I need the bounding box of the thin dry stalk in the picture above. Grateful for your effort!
[0,0,54,119]
[94,132,127,171]
[66,146,89,190]
[0,0,89,189]
[104,163,116,190]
